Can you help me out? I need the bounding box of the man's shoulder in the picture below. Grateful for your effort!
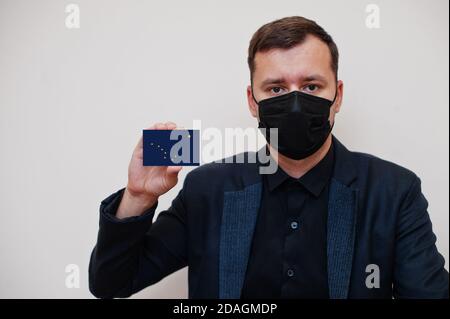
[349,149,419,188]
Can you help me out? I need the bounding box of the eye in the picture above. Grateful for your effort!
[269,87,286,95]
[303,84,319,93]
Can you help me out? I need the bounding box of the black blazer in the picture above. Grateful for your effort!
[89,136,449,299]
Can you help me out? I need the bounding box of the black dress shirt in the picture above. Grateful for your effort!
[241,141,335,298]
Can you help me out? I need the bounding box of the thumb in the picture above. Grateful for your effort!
[166,165,183,175]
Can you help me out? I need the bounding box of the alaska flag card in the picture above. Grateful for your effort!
[143,129,200,166]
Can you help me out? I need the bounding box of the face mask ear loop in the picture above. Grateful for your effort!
[328,81,338,134]
[251,79,270,156]
[331,83,338,106]
[250,78,259,105]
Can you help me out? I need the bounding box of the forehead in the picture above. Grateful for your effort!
[253,35,334,82]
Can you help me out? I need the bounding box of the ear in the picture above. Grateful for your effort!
[333,80,344,114]
[247,85,258,118]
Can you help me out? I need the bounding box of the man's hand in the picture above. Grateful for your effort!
[116,122,183,219]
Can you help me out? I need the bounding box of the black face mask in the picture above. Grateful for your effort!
[253,88,337,160]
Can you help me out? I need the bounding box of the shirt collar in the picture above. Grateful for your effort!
[266,141,335,197]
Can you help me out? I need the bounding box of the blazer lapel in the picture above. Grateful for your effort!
[327,178,358,298]
[327,136,359,299]
[219,182,262,299]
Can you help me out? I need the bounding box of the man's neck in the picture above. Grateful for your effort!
[269,135,333,179]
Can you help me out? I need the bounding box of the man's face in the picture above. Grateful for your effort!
[247,35,343,125]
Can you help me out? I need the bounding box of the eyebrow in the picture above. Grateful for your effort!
[260,78,285,86]
[260,74,329,87]
[304,74,328,83]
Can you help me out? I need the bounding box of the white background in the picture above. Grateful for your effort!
[0,0,448,298]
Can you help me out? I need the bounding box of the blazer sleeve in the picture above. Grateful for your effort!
[393,175,449,299]
[88,178,189,299]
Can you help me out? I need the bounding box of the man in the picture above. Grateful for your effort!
[89,16,449,299]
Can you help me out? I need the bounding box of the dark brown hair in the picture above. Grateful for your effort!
[247,16,339,82]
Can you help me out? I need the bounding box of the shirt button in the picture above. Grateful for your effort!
[290,221,299,230]
[287,269,295,277]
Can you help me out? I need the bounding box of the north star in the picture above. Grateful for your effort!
[173,303,208,317]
